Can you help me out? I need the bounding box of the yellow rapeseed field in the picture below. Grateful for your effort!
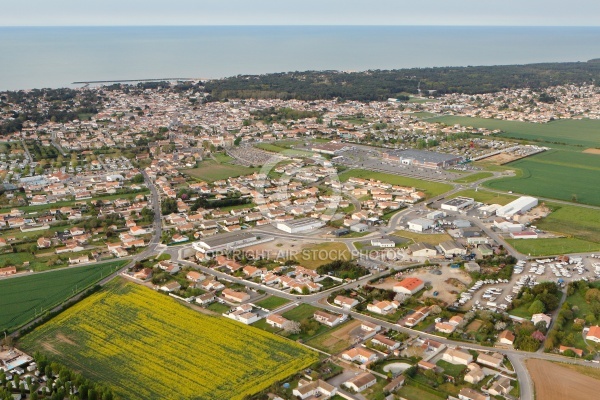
[20,279,318,400]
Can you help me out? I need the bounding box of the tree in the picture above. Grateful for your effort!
[528,299,545,315]
[585,288,600,303]
[282,320,301,335]
[535,321,548,334]
[495,321,507,331]
[234,137,242,146]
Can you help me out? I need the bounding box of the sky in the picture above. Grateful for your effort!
[2,0,600,26]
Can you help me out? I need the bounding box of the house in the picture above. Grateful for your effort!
[449,315,464,326]
[292,379,337,399]
[476,352,503,368]
[129,226,148,236]
[559,345,584,357]
[266,314,289,329]
[0,266,17,276]
[531,313,552,327]
[383,375,405,394]
[70,227,85,236]
[488,377,512,397]
[585,325,600,343]
[242,265,262,278]
[356,321,381,340]
[367,300,399,315]
[464,363,486,384]
[435,322,456,334]
[408,242,438,257]
[222,288,250,303]
[201,279,225,291]
[371,334,400,351]
[442,348,473,365]
[195,293,216,306]
[341,347,377,364]
[334,295,359,309]
[313,310,345,327]
[133,268,153,280]
[417,360,436,370]
[226,307,259,325]
[68,255,90,264]
[404,306,430,327]
[186,271,205,282]
[393,277,424,295]
[159,281,181,292]
[37,237,52,249]
[344,372,377,393]
[157,261,180,274]
[498,330,515,345]
[458,387,490,400]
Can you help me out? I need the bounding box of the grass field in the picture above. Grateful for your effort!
[397,383,445,400]
[430,116,600,148]
[392,230,452,245]
[282,304,319,322]
[452,171,493,183]
[254,296,291,310]
[536,203,600,244]
[183,155,259,182]
[447,189,517,205]
[507,238,600,257]
[304,320,359,354]
[484,150,600,206]
[436,360,466,378]
[338,169,453,198]
[0,261,126,333]
[292,242,352,269]
[20,279,318,400]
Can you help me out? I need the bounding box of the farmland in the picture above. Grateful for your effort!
[0,261,125,333]
[484,150,600,206]
[526,359,600,400]
[293,242,352,269]
[430,116,600,148]
[338,169,453,198]
[20,279,318,400]
[536,203,600,244]
[506,238,600,257]
[183,153,259,182]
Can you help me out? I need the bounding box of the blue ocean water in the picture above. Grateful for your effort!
[1,26,599,91]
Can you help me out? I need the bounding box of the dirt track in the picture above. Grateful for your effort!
[583,148,600,155]
[526,359,600,400]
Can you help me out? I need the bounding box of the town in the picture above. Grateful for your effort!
[1,80,600,400]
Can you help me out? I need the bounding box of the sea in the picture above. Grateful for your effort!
[1,26,600,91]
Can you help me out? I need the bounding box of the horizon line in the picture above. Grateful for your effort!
[1,24,600,28]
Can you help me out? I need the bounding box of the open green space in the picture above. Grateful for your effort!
[392,230,452,245]
[183,157,259,182]
[448,189,517,205]
[304,320,355,354]
[338,169,452,198]
[436,360,466,378]
[429,116,600,148]
[254,296,291,310]
[484,150,600,206]
[292,242,352,269]
[282,304,319,322]
[507,237,600,257]
[536,203,600,244]
[397,382,446,400]
[19,279,318,400]
[0,260,126,333]
[206,302,231,314]
[255,142,314,157]
[452,171,493,183]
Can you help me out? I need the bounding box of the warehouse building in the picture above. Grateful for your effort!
[383,149,463,169]
[441,197,475,212]
[407,218,435,232]
[275,217,325,233]
[193,231,274,254]
[496,196,538,218]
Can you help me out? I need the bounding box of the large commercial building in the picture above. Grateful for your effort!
[441,197,475,212]
[383,149,463,169]
[275,218,325,233]
[193,231,274,254]
[407,218,435,232]
[311,142,355,155]
[496,196,538,218]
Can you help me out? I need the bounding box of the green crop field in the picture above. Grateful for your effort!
[537,203,600,243]
[20,279,317,400]
[338,169,452,198]
[184,159,259,182]
[255,142,314,157]
[448,189,517,205]
[507,238,600,257]
[452,171,493,183]
[430,116,600,148]
[484,150,600,206]
[0,261,125,333]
